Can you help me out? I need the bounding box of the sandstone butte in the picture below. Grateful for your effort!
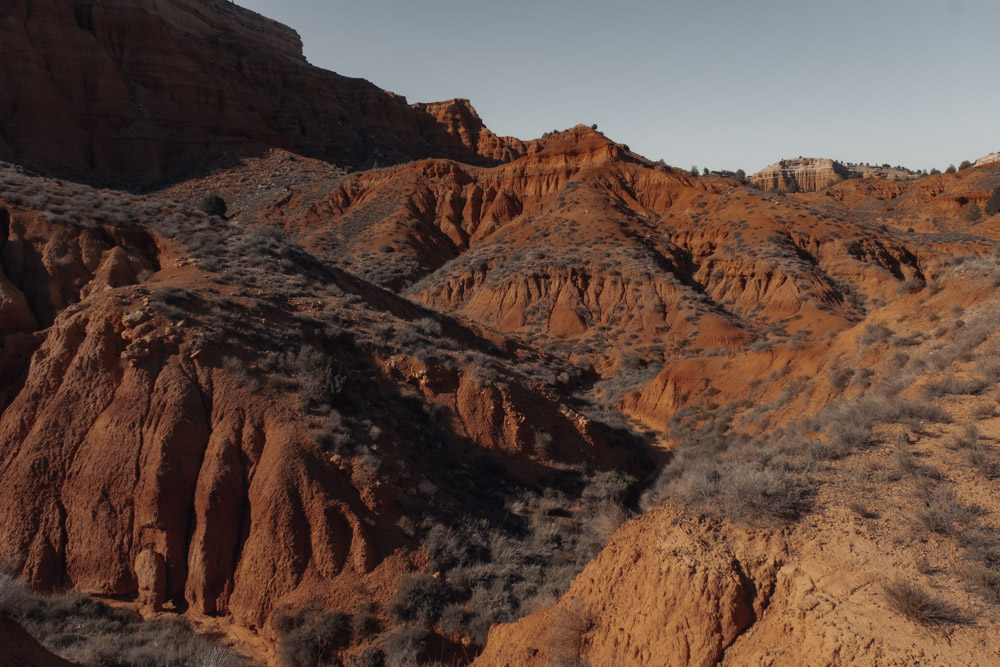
[2,1,1000,666]
[749,157,923,192]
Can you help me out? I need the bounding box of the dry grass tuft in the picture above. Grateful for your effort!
[883,579,961,625]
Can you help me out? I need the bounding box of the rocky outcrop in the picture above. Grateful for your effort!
[476,506,782,666]
[975,152,1000,167]
[479,492,1000,666]
[751,158,852,192]
[0,0,528,185]
[750,158,922,192]
[0,287,375,629]
[411,99,542,165]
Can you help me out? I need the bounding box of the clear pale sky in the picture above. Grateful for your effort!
[233,0,999,173]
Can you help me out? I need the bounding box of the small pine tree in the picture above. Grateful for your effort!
[198,194,227,217]
[690,165,699,177]
[735,169,746,183]
[945,164,956,174]
[986,187,1000,216]
[959,160,973,170]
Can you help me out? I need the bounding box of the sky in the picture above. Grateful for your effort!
[233,0,999,174]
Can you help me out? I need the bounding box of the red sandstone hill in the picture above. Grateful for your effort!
[0,0,536,185]
[3,2,1000,665]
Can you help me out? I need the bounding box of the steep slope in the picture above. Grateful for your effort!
[0,0,530,184]
[481,253,1000,666]
[0,164,640,658]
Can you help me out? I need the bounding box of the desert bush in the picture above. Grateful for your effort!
[312,410,350,454]
[947,424,981,449]
[382,625,428,667]
[533,432,554,458]
[389,573,451,625]
[351,601,380,639]
[960,563,1000,603]
[916,487,977,535]
[966,446,1000,478]
[848,500,873,518]
[897,277,925,295]
[922,377,988,398]
[830,367,853,392]
[547,603,592,661]
[888,398,951,425]
[349,647,386,667]
[644,444,810,521]
[274,607,350,666]
[986,187,1000,216]
[859,324,892,346]
[883,579,960,624]
[966,203,983,222]
[410,469,632,647]
[0,575,244,665]
[197,193,227,217]
[291,346,345,411]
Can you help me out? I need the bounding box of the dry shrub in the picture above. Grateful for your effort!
[916,488,977,535]
[0,573,245,666]
[587,502,627,547]
[960,563,1000,604]
[883,579,960,625]
[922,377,989,398]
[547,602,592,660]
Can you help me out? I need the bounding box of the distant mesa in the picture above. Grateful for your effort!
[751,157,921,192]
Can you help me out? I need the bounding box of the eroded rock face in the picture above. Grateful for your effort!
[0,295,366,629]
[975,152,1000,167]
[0,0,526,184]
[750,158,851,192]
[476,506,781,667]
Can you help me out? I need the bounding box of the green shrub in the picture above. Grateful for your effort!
[198,193,227,217]
[986,187,1000,216]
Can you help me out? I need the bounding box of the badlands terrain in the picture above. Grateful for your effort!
[1,1,1000,665]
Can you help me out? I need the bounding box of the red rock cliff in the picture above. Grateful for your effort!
[0,0,524,184]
